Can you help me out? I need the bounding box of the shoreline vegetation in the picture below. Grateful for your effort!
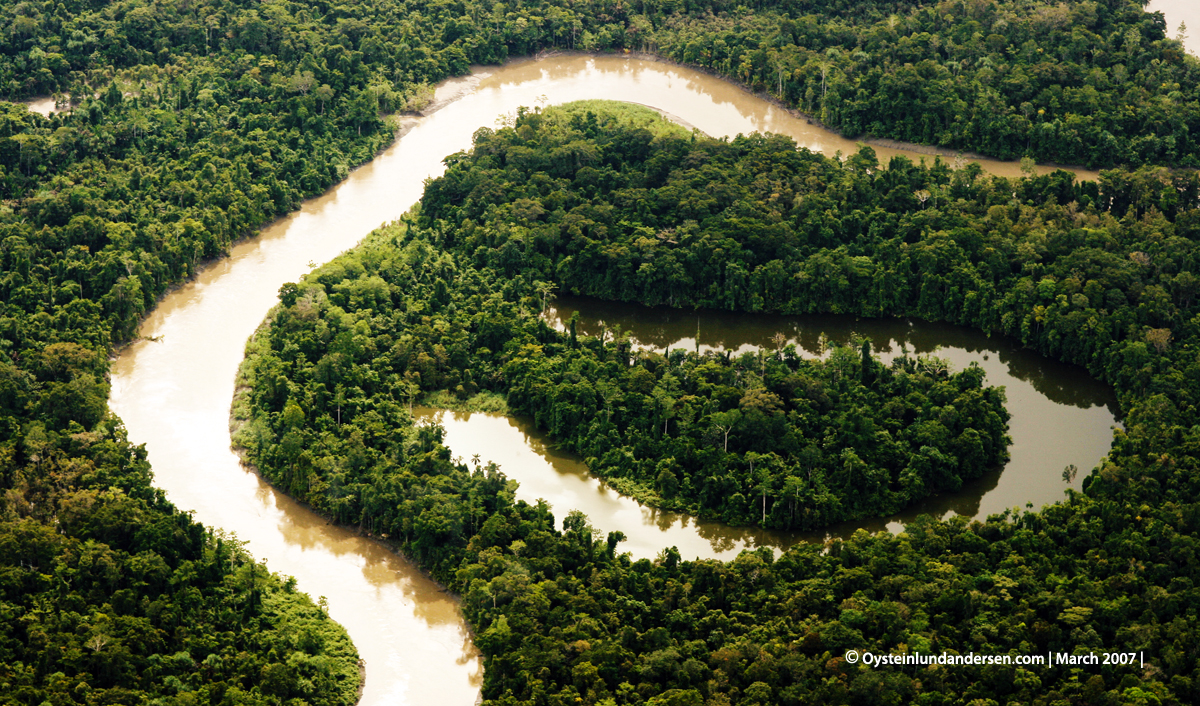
[609,49,1089,174]
[228,381,472,595]
[8,0,1197,168]
[2,0,1199,702]
[234,100,1200,704]
[3,48,1109,181]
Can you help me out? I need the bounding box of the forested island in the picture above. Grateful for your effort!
[236,104,1014,533]
[240,223,1014,530]
[1,0,1199,703]
[234,102,1200,704]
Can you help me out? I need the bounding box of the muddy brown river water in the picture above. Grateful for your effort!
[110,56,1121,704]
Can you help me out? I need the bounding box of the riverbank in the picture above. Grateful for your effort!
[220,89,1195,706]
[109,74,490,701]
[228,395,479,706]
[110,53,1118,706]
[229,379,470,594]
[535,48,1100,179]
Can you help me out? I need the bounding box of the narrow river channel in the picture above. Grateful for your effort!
[419,297,1118,562]
[110,56,1119,705]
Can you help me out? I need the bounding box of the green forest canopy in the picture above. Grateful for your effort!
[1,0,1199,701]
[240,210,1014,531]
[237,108,1016,533]
[2,0,1199,171]
[235,102,1200,705]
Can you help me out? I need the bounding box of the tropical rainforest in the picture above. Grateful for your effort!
[1,0,1198,702]
[504,328,1011,529]
[237,191,1013,531]
[233,102,1200,705]
[1,0,1198,172]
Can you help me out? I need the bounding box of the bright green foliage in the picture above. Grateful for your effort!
[423,105,1200,414]
[237,104,1200,704]
[0,1,451,701]
[0,0,1196,185]
[0,340,362,702]
[540,101,693,139]
[233,228,528,574]
[0,0,1198,700]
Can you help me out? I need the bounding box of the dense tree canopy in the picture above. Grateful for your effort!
[505,331,1011,529]
[0,0,1199,701]
[235,103,1200,705]
[650,0,1200,167]
[3,0,1197,170]
[236,218,1011,531]
[0,414,362,704]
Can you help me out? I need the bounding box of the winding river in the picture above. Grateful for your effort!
[110,56,1120,705]
[420,297,1117,562]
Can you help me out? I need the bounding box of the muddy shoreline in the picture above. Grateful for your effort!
[529,48,1098,177]
[111,51,1111,706]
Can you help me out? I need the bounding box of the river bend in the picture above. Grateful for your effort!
[110,56,1121,704]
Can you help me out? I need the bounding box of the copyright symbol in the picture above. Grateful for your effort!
[845,650,859,664]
